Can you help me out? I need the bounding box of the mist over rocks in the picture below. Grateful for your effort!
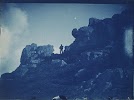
[0,9,133,100]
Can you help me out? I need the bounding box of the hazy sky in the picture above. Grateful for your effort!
[0,3,126,75]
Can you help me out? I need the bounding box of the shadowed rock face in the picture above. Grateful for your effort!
[0,9,133,100]
[69,9,133,55]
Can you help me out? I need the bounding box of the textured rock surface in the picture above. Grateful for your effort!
[21,43,54,64]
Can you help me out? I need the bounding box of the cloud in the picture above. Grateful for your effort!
[0,4,28,75]
[3,4,28,34]
[0,27,11,57]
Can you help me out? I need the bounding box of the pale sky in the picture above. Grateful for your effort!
[0,3,127,75]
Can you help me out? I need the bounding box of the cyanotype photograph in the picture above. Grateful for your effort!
[0,3,133,100]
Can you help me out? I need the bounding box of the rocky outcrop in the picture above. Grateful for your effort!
[0,9,133,100]
[1,44,54,77]
[66,9,133,56]
[20,43,54,65]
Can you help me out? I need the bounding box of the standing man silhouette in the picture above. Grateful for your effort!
[59,44,63,54]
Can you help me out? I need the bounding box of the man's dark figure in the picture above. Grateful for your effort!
[59,44,63,54]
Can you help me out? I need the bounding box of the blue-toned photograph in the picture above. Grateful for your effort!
[0,3,133,100]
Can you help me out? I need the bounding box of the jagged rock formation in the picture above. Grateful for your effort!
[21,43,54,65]
[0,9,133,100]
[68,9,133,56]
[11,44,54,77]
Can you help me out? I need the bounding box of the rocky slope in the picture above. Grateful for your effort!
[0,9,133,100]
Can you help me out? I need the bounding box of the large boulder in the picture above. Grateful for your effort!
[72,26,94,40]
[72,28,78,38]
[11,43,54,76]
[20,43,54,65]
[88,17,101,26]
